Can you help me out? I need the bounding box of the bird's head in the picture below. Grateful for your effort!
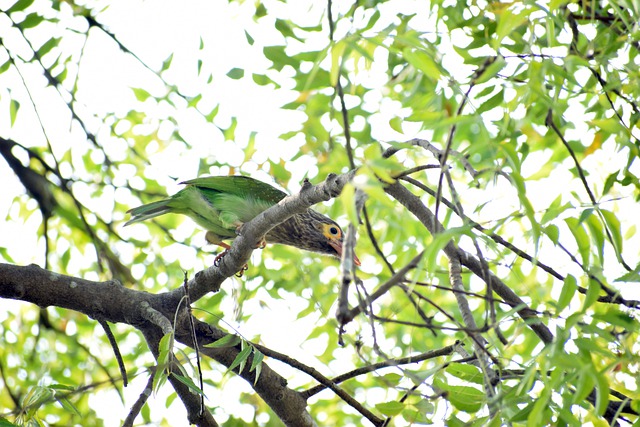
[302,210,361,266]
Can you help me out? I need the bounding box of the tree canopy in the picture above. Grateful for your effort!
[1,0,639,426]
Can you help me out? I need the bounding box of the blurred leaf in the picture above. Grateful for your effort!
[206,334,241,348]
[402,47,441,81]
[227,68,244,79]
[375,401,405,416]
[474,56,506,84]
[0,60,10,74]
[8,0,35,12]
[565,217,591,267]
[10,99,19,126]
[20,12,44,28]
[445,363,483,385]
[161,53,174,71]
[556,274,577,313]
[132,87,151,102]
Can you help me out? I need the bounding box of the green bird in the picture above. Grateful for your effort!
[125,175,360,265]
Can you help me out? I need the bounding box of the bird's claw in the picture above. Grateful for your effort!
[235,264,249,277]
[213,250,228,267]
[256,236,266,249]
[214,250,249,277]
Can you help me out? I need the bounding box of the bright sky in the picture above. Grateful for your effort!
[1,0,639,425]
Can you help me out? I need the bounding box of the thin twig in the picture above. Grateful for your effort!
[99,319,128,387]
[302,343,458,398]
[122,368,155,427]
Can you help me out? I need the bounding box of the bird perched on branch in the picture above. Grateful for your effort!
[125,175,360,266]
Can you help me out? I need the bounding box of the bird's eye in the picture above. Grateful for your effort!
[323,223,341,239]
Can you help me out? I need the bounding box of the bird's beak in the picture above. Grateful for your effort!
[329,239,361,266]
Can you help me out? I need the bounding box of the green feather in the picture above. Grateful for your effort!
[126,176,287,242]
[181,176,286,204]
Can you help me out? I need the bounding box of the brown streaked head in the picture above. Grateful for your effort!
[266,209,361,265]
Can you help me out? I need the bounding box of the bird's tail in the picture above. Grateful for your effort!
[125,199,172,226]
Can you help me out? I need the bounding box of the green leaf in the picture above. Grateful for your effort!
[475,89,504,114]
[56,395,81,416]
[578,208,594,224]
[592,309,636,330]
[245,30,254,45]
[132,87,151,102]
[589,118,624,133]
[171,373,204,395]
[0,247,16,263]
[600,209,623,257]
[206,334,241,348]
[21,386,54,417]
[0,60,10,74]
[155,333,174,391]
[565,217,590,267]
[540,196,572,225]
[227,342,252,374]
[527,388,551,427]
[20,12,44,29]
[574,365,596,403]
[614,268,640,282]
[250,348,264,384]
[380,373,403,386]
[375,401,405,416]
[263,45,299,71]
[227,68,244,79]
[582,278,600,312]
[602,172,618,195]
[275,19,301,41]
[9,99,19,126]
[445,363,484,385]
[474,56,506,84]
[161,53,173,71]
[544,224,559,244]
[254,3,267,18]
[389,116,403,133]
[402,408,431,424]
[446,385,485,413]
[435,375,485,413]
[402,47,441,81]
[252,73,272,86]
[37,37,60,57]
[556,274,577,313]
[8,0,35,12]
[494,6,533,49]
[0,418,19,427]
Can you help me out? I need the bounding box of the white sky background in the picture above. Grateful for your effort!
[0,0,639,425]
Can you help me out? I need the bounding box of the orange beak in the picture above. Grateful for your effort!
[329,239,361,266]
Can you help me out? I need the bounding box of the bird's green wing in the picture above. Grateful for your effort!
[181,176,287,204]
[126,176,289,241]
[182,176,288,227]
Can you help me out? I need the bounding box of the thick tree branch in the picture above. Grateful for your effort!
[0,263,316,425]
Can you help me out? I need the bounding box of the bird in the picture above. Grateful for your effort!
[125,175,360,267]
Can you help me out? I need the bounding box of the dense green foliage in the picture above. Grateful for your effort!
[1,0,639,425]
